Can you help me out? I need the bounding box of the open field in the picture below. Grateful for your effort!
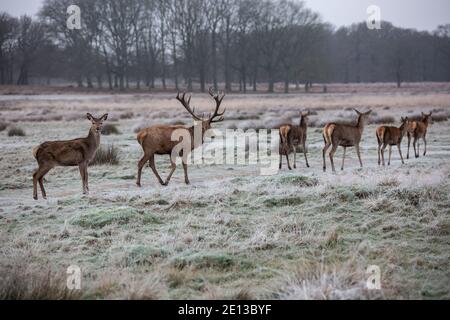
[0,83,449,299]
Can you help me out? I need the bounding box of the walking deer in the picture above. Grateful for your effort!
[407,112,432,159]
[322,109,372,172]
[136,88,225,187]
[376,117,409,166]
[279,111,311,170]
[32,113,108,200]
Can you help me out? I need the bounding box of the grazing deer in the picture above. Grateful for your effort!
[32,113,108,200]
[376,117,409,166]
[407,112,432,159]
[279,111,311,170]
[322,109,372,172]
[136,88,225,187]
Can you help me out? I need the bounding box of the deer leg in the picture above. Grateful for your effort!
[377,143,381,165]
[356,144,363,168]
[293,146,297,169]
[33,165,51,200]
[388,145,392,166]
[136,153,151,187]
[329,144,338,173]
[149,155,165,185]
[423,137,427,156]
[323,142,331,172]
[414,137,419,158]
[381,144,387,166]
[398,144,405,164]
[182,162,190,185]
[79,163,87,194]
[38,166,52,199]
[407,133,411,159]
[303,141,310,168]
[279,144,283,170]
[341,147,346,171]
[164,157,177,186]
[285,148,292,171]
[84,164,89,192]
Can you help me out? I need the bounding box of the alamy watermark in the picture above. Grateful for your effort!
[66,265,81,290]
[67,5,81,30]
[366,265,381,290]
[367,5,381,30]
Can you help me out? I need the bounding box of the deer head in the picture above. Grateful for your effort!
[421,112,433,125]
[300,110,310,126]
[400,116,409,136]
[176,87,226,133]
[354,109,372,127]
[87,113,108,133]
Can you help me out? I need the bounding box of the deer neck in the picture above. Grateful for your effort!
[188,124,205,149]
[300,117,307,129]
[87,127,101,149]
[356,116,366,133]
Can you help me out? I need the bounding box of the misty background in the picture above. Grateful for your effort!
[0,0,449,91]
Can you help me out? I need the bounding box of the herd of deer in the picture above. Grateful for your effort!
[31,88,433,200]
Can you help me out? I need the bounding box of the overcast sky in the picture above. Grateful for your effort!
[0,0,449,31]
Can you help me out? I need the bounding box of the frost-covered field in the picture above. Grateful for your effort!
[0,85,449,299]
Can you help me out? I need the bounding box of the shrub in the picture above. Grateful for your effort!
[120,112,134,119]
[90,145,119,166]
[101,124,120,135]
[370,115,395,124]
[0,122,8,132]
[8,127,25,136]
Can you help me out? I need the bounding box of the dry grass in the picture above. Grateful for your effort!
[90,145,120,166]
[101,124,120,135]
[0,84,449,300]
[7,127,26,136]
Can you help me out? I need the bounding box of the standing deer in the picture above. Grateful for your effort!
[279,111,311,170]
[136,88,225,187]
[407,112,432,159]
[376,117,409,166]
[322,109,372,172]
[32,113,108,200]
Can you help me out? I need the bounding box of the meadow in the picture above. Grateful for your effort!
[0,83,449,299]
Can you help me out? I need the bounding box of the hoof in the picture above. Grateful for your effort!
[185,181,190,185]
[33,196,38,200]
[136,182,141,188]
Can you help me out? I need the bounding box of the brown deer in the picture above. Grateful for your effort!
[407,112,432,159]
[376,117,409,166]
[136,88,225,187]
[322,109,372,172]
[32,113,108,200]
[278,111,311,170]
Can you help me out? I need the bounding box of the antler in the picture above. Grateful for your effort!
[208,87,226,123]
[176,92,203,121]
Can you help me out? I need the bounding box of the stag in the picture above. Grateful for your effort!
[136,88,225,187]
[407,112,432,159]
[32,113,108,200]
[322,109,372,172]
[376,117,409,166]
[279,111,311,170]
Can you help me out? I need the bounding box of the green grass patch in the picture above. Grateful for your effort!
[71,207,138,229]
[171,252,253,271]
[278,175,319,187]
[264,196,304,207]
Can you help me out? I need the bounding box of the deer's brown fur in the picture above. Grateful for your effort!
[136,88,225,187]
[279,111,310,170]
[407,112,432,159]
[322,109,372,172]
[376,117,409,166]
[32,113,108,200]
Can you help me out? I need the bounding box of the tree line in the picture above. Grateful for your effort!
[0,0,449,92]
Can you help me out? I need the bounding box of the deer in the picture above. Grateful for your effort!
[407,112,432,159]
[278,111,311,170]
[376,117,409,166]
[32,113,108,200]
[322,109,372,173]
[136,87,225,187]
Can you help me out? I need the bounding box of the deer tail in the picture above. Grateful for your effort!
[32,145,40,159]
[322,124,334,145]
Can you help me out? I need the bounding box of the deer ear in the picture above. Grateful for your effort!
[87,113,94,121]
[365,110,372,115]
[353,109,361,115]
[101,113,108,121]
[421,112,425,117]
[429,112,433,116]
[401,117,404,122]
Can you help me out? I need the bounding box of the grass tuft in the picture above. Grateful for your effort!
[8,127,25,136]
[90,145,119,166]
[101,124,120,135]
